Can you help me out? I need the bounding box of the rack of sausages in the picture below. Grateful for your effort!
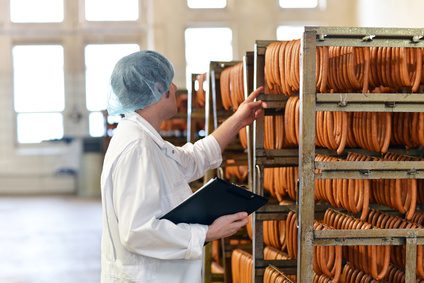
[231,248,294,283]
[205,59,255,283]
[220,62,245,111]
[194,73,207,108]
[318,152,423,221]
[250,27,424,283]
[240,205,424,282]
[261,151,424,223]
[159,91,188,136]
[245,215,288,254]
[264,40,423,95]
[187,74,207,144]
[264,265,296,283]
[211,61,251,182]
[225,159,249,183]
[262,95,424,155]
[208,60,250,152]
[321,263,424,283]
[248,207,424,282]
[243,211,336,282]
[159,90,190,147]
[219,61,249,149]
[193,71,220,283]
[263,39,424,155]
[210,59,254,187]
[322,207,424,282]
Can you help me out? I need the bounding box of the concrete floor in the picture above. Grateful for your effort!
[0,196,102,283]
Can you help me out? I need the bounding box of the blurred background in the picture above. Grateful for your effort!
[0,0,423,282]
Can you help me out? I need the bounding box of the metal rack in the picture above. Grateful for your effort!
[207,58,256,283]
[202,66,223,283]
[203,60,244,283]
[208,60,250,176]
[161,89,190,146]
[188,74,206,143]
[187,70,222,283]
[251,26,424,282]
[244,51,257,192]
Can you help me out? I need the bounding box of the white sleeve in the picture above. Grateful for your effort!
[177,135,223,182]
[112,145,208,260]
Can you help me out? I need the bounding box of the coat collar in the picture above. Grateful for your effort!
[124,112,182,164]
[125,113,166,147]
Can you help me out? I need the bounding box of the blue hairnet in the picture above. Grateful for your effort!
[107,50,175,115]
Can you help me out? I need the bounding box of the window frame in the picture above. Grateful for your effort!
[184,24,234,91]
[11,39,67,147]
[9,0,65,23]
[83,41,141,137]
[7,0,150,147]
[83,0,140,22]
[77,0,147,29]
[279,0,326,10]
[187,0,227,9]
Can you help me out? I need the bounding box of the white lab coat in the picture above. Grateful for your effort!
[100,112,222,283]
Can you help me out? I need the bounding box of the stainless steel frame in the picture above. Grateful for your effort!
[251,26,424,282]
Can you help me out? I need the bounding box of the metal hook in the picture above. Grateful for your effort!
[385,102,397,108]
[337,93,348,107]
[362,35,375,42]
[360,170,371,176]
[412,35,423,43]
[408,168,418,175]
[318,34,326,41]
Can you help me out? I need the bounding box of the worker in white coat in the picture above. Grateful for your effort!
[101,50,266,282]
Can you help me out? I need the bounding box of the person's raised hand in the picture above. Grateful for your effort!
[233,86,267,127]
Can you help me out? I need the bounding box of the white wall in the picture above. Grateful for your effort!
[152,0,359,88]
[357,0,424,28]
[0,0,150,194]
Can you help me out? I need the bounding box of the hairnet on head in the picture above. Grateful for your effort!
[107,50,174,115]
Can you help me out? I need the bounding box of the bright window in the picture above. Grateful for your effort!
[85,0,139,21]
[17,113,64,144]
[276,26,305,41]
[279,0,318,8]
[10,0,64,23]
[84,44,139,136]
[187,0,226,8]
[13,45,65,143]
[89,112,106,137]
[185,27,232,89]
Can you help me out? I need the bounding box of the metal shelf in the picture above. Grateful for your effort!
[188,74,206,143]
[316,92,424,112]
[251,26,424,283]
[204,55,255,283]
[209,60,241,131]
[301,26,424,283]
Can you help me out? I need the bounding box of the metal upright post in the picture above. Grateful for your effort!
[297,29,317,282]
[252,42,266,282]
[405,237,418,283]
[244,52,255,192]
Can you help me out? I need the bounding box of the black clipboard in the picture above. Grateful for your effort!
[160,177,268,225]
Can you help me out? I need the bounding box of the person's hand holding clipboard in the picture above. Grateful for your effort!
[160,178,268,242]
